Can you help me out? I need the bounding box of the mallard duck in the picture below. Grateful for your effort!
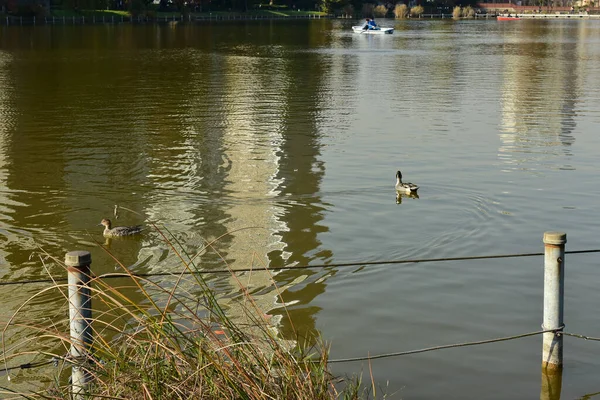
[99,218,143,237]
[395,170,419,194]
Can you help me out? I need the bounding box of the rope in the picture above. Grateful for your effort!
[0,278,65,286]
[1,359,56,374]
[0,278,65,287]
[325,328,559,364]
[1,248,599,287]
[562,332,600,341]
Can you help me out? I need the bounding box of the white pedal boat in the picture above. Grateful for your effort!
[352,26,394,34]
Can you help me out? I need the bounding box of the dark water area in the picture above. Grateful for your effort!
[1,19,600,398]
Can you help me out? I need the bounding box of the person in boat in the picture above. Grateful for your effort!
[368,18,378,29]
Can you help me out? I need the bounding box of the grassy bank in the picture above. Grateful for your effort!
[1,222,373,399]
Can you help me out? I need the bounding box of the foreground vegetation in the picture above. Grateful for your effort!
[1,222,374,399]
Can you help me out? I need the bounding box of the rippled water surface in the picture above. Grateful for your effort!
[2,19,600,398]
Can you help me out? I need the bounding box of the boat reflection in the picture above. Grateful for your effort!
[396,191,420,204]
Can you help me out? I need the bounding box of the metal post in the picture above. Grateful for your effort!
[66,251,93,400]
[542,232,566,370]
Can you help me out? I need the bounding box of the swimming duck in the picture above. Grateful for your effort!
[395,170,419,194]
[98,218,143,237]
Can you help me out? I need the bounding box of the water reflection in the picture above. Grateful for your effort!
[138,49,231,277]
[540,367,562,400]
[0,50,14,272]
[0,23,341,349]
[396,191,420,204]
[265,49,333,340]
[499,21,583,172]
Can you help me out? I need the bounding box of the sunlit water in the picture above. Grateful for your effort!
[1,19,600,398]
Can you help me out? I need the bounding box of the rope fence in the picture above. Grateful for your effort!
[561,332,600,342]
[3,326,600,374]
[326,327,559,364]
[1,232,599,397]
[2,248,600,287]
[0,359,57,375]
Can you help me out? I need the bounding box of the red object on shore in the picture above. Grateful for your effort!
[497,16,521,20]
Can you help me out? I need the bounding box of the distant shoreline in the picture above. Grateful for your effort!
[1,10,333,26]
[2,11,598,26]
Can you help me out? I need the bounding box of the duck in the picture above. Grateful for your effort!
[395,170,419,194]
[98,218,143,237]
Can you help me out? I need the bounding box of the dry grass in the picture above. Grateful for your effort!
[462,5,475,18]
[373,4,388,17]
[1,222,375,399]
[452,6,462,19]
[394,3,408,19]
[410,5,424,17]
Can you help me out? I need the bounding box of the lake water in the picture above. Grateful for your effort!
[1,18,600,398]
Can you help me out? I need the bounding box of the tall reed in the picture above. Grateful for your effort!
[1,222,374,399]
[394,3,408,19]
[463,5,475,18]
[452,6,462,19]
[374,4,388,17]
[410,5,424,17]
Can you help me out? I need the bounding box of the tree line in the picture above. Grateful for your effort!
[1,0,483,17]
[2,0,589,18]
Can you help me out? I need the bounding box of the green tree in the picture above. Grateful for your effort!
[320,0,341,13]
